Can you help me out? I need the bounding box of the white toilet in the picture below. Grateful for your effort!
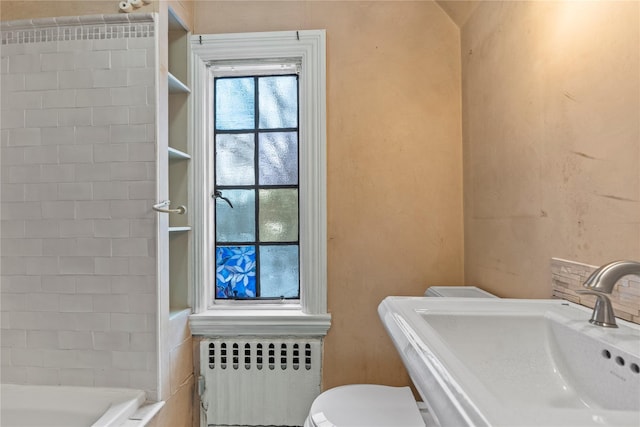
[304,286,497,427]
[303,384,425,427]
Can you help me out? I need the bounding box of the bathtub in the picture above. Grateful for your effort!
[0,383,147,427]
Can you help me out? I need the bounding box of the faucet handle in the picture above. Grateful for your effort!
[575,290,618,328]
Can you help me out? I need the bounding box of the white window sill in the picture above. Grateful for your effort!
[189,309,331,337]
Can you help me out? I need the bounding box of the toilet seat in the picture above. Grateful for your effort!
[304,384,425,427]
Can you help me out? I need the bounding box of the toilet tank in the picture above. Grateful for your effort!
[424,286,497,298]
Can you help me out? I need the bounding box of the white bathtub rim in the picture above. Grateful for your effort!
[1,383,147,427]
[90,388,147,427]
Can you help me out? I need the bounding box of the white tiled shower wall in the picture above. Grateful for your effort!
[0,14,159,396]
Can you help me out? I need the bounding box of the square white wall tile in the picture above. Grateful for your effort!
[26,367,60,385]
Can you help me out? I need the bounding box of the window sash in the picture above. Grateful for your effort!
[213,73,301,301]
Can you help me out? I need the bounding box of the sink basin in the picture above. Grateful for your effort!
[379,297,640,426]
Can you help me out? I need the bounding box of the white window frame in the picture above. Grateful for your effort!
[188,30,330,336]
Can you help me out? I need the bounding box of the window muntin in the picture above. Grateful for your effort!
[213,73,300,301]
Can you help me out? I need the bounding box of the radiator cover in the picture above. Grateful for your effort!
[200,337,322,426]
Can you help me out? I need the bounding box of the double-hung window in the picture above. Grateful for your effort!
[189,31,330,336]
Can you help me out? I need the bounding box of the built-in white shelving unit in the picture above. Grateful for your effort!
[155,2,195,408]
[167,9,191,311]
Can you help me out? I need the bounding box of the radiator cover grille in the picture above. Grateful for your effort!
[201,338,322,426]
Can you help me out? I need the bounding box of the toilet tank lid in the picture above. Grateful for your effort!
[424,286,497,298]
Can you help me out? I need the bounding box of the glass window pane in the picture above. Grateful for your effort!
[216,78,255,130]
[258,132,298,185]
[216,189,255,242]
[259,189,298,242]
[216,246,256,299]
[258,76,297,129]
[259,245,299,298]
[216,133,255,186]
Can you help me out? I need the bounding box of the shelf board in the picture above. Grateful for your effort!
[168,72,190,94]
[168,146,191,160]
[169,226,192,232]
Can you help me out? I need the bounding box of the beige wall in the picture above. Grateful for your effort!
[462,0,640,299]
[192,0,464,390]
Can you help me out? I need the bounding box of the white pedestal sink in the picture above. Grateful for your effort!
[379,297,640,427]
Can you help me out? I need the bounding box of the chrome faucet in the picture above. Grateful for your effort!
[577,260,640,328]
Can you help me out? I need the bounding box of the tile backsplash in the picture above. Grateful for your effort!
[551,258,640,324]
[1,14,158,397]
